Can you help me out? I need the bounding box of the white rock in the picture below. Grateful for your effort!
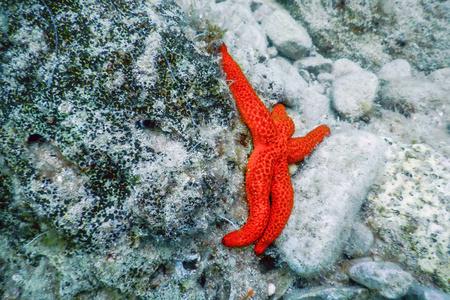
[378,59,412,81]
[316,72,334,83]
[332,58,362,78]
[207,2,268,56]
[266,46,278,58]
[429,67,450,91]
[261,9,312,60]
[277,131,386,276]
[252,3,275,22]
[267,283,276,296]
[331,70,379,120]
[234,23,268,56]
[349,261,413,299]
[265,57,308,107]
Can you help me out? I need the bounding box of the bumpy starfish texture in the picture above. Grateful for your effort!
[220,44,331,255]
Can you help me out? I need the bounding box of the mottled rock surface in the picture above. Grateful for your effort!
[349,261,413,299]
[277,131,386,276]
[331,70,379,120]
[366,141,450,292]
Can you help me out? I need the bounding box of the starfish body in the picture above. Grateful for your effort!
[220,44,330,255]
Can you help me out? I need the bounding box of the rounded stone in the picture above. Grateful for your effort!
[331,70,379,120]
[349,261,413,299]
[261,9,312,60]
[378,59,412,81]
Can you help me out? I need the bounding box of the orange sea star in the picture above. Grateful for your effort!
[220,44,331,255]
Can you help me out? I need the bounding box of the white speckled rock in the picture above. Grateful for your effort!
[260,9,312,60]
[277,130,386,276]
[349,261,413,299]
[331,70,379,120]
[367,141,450,292]
[378,59,412,81]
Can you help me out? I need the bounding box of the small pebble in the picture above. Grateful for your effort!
[267,283,276,296]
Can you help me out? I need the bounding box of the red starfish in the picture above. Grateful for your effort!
[220,44,331,255]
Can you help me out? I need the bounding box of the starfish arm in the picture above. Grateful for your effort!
[271,104,295,139]
[219,44,276,145]
[222,148,276,247]
[286,125,331,164]
[254,159,293,255]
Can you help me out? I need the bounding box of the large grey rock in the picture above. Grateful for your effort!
[0,0,245,298]
[277,131,386,276]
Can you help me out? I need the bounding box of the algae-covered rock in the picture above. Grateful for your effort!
[1,0,237,245]
[0,0,241,298]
